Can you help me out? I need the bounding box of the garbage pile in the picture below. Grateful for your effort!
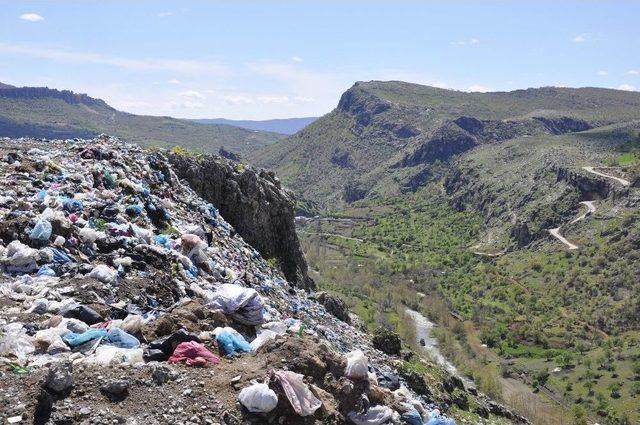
[0,137,494,424]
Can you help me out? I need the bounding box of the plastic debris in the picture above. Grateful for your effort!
[271,370,321,417]
[238,382,279,413]
[168,341,220,366]
[345,349,369,380]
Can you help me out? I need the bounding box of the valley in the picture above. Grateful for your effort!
[255,81,640,424]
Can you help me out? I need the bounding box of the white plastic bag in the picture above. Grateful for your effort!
[118,314,143,334]
[86,264,118,284]
[238,383,278,413]
[345,350,368,380]
[0,323,35,360]
[348,405,394,425]
[250,330,278,351]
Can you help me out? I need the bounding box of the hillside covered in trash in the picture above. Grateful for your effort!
[0,136,525,425]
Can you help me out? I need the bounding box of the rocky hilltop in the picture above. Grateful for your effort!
[250,81,640,205]
[0,137,522,424]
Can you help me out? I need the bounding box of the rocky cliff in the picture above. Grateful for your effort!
[169,152,315,290]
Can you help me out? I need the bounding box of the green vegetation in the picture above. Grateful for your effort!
[0,86,284,154]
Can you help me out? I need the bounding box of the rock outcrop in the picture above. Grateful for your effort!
[169,152,314,290]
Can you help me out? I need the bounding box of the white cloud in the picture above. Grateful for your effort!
[167,79,181,84]
[292,56,303,63]
[451,38,480,46]
[573,34,587,43]
[179,90,204,99]
[597,70,608,76]
[256,95,289,104]
[618,84,637,91]
[0,42,228,75]
[167,100,204,109]
[157,11,173,18]
[20,13,44,22]
[628,70,640,75]
[293,96,315,102]
[222,95,254,105]
[467,84,492,92]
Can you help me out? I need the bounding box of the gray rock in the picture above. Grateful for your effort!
[169,153,314,290]
[100,380,129,400]
[151,365,179,385]
[46,361,73,394]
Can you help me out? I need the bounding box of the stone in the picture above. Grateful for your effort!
[315,292,351,323]
[46,361,73,394]
[371,327,402,356]
[100,380,129,401]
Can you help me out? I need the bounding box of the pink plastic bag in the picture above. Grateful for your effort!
[272,370,321,416]
[168,341,220,366]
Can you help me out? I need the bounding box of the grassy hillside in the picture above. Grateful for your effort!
[0,84,285,154]
[262,81,640,424]
[250,81,640,205]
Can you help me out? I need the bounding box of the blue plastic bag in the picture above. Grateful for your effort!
[216,330,251,356]
[50,248,74,264]
[36,189,47,201]
[427,415,456,425]
[62,198,83,212]
[30,219,52,241]
[62,329,107,347]
[105,327,140,348]
[153,234,172,248]
[37,265,56,276]
[126,204,143,216]
[401,409,423,425]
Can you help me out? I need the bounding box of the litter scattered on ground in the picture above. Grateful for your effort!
[0,137,472,424]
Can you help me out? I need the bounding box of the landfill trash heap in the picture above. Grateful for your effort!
[0,136,528,425]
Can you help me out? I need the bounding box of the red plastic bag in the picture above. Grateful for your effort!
[168,341,220,366]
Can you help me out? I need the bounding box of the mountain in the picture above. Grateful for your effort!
[251,81,640,424]
[250,81,640,205]
[0,136,522,425]
[0,83,285,154]
[192,117,318,135]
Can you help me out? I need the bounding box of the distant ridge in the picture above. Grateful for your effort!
[192,117,318,135]
[0,82,285,153]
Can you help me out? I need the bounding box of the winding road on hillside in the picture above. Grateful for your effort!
[549,165,631,250]
[582,166,631,186]
[548,201,597,249]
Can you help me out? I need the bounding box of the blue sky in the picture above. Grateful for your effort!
[1,1,639,119]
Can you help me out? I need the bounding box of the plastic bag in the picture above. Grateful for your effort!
[345,350,368,380]
[400,408,423,425]
[86,264,118,284]
[216,328,251,356]
[168,341,220,366]
[347,405,394,425]
[250,329,278,351]
[208,284,264,325]
[33,328,70,354]
[0,323,35,360]
[119,314,143,334]
[239,383,278,413]
[272,370,321,416]
[2,241,38,267]
[62,329,107,347]
[62,198,83,212]
[85,346,143,365]
[426,412,456,425]
[30,219,52,241]
[105,327,140,348]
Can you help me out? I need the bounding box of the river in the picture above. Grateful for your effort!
[404,307,459,376]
